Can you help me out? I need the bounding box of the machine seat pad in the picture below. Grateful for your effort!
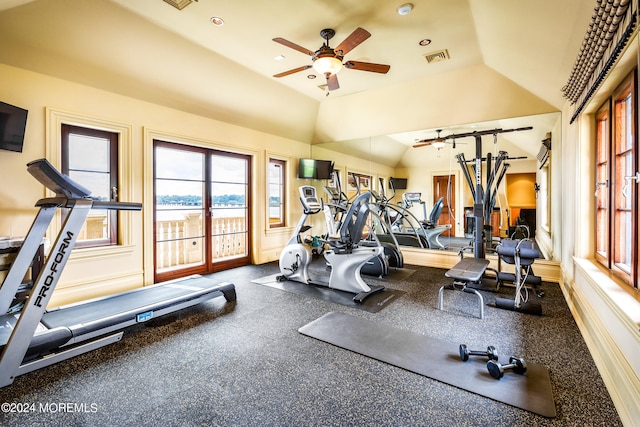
[445,258,490,282]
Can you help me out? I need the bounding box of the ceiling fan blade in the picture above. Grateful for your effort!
[327,73,339,91]
[414,136,445,145]
[344,60,390,74]
[334,27,371,56]
[273,65,312,78]
[413,141,434,148]
[272,37,315,57]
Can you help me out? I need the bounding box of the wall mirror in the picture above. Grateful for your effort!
[310,112,560,260]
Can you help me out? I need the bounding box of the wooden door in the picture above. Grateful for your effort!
[153,141,251,283]
[433,175,455,236]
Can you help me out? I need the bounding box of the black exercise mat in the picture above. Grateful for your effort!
[251,274,405,313]
[299,311,556,418]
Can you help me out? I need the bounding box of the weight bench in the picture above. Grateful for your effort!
[438,258,489,319]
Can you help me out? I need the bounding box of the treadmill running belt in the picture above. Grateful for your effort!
[41,277,233,335]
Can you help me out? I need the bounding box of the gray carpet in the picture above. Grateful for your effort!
[0,262,622,426]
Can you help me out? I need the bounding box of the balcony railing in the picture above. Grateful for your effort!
[156,213,246,271]
[80,212,246,271]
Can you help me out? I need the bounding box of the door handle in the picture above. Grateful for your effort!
[622,172,640,199]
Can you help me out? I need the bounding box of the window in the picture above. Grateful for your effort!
[61,124,118,248]
[347,172,371,200]
[538,164,550,232]
[595,103,610,263]
[594,71,638,288]
[268,158,286,228]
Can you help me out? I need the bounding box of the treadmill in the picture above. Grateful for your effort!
[0,159,236,388]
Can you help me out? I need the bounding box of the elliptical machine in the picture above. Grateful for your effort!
[278,185,385,303]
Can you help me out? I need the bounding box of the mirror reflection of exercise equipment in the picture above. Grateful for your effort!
[401,192,451,250]
[370,179,450,250]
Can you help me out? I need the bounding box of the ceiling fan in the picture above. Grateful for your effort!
[413,130,465,149]
[272,27,390,91]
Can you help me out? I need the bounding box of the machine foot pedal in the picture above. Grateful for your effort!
[353,284,385,303]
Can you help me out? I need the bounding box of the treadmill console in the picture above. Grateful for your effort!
[299,186,322,212]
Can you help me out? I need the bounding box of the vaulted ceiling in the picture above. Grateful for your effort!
[0,0,594,166]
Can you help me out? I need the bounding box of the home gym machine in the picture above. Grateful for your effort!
[278,185,384,303]
[419,127,542,316]
[0,159,236,388]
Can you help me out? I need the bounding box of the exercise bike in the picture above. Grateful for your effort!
[278,186,385,303]
[323,172,401,273]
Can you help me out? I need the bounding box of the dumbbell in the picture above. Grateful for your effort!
[486,356,527,379]
[459,344,499,362]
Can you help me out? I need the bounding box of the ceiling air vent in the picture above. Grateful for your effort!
[424,49,450,64]
[162,0,197,10]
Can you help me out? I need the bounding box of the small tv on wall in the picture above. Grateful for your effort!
[389,177,407,190]
[297,158,334,179]
[298,158,316,179]
[0,101,28,153]
[314,160,334,180]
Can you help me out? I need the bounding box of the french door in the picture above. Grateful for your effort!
[153,141,251,282]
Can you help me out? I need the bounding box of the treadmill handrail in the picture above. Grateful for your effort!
[28,159,143,211]
[35,198,142,211]
[27,158,92,199]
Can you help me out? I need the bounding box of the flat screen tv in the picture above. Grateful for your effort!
[389,177,407,190]
[0,101,28,153]
[314,160,334,180]
[298,158,316,179]
[297,158,334,179]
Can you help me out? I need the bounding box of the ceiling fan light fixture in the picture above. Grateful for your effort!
[313,56,343,75]
[432,141,446,149]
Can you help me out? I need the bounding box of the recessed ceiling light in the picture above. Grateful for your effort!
[397,3,414,15]
[307,74,317,79]
[210,16,224,26]
[419,39,432,46]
